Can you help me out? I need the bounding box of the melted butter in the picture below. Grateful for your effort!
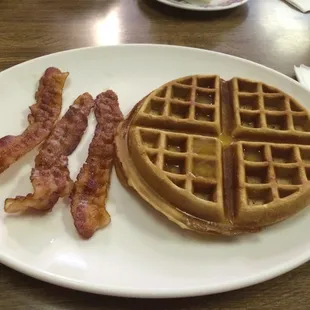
[241,105,252,110]
[195,113,213,122]
[247,176,261,184]
[168,144,181,152]
[274,157,285,163]
[150,109,161,116]
[243,121,255,128]
[249,199,263,206]
[295,125,304,131]
[268,124,280,130]
[244,148,263,162]
[193,163,215,178]
[175,96,187,101]
[246,153,260,161]
[195,192,211,201]
[145,141,155,148]
[277,178,291,185]
[219,134,233,147]
[165,162,181,174]
[196,94,214,105]
[193,140,215,155]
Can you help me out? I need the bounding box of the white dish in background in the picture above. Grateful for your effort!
[0,45,310,298]
[156,0,248,11]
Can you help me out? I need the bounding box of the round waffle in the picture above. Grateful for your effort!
[115,75,310,235]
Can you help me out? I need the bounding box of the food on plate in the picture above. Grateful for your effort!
[70,90,123,239]
[115,75,310,235]
[4,93,94,213]
[0,67,68,174]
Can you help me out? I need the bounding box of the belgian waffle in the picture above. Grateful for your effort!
[129,128,224,222]
[134,75,221,135]
[230,77,310,143]
[115,75,310,235]
[235,141,310,226]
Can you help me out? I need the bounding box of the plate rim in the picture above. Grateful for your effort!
[155,0,248,11]
[2,246,310,298]
[0,44,310,298]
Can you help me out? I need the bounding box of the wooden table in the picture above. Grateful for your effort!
[0,0,309,309]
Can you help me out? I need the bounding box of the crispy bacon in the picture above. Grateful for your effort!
[70,90,123,239]
[0,67,68,174]
[4,93,94,213]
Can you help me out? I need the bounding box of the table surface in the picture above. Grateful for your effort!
[0,0,310,309]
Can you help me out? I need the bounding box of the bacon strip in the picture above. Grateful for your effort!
[70,90,123,239]
[4,93,94,213]
[0,67,68,174]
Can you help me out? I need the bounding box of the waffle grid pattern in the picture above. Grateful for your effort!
[136,76,221,135]
[137,127,222,205]
[237,141,310,206]
[128,75,310,227]
[232,78,310,133]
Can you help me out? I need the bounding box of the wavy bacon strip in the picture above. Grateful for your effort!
[4,93,94,213]
[0,67,68,174]
[70,90,123,239]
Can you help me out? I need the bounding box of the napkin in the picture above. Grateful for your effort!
[294,65,310,90]
[284,0,310,12]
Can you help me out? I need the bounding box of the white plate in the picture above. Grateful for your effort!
[1,45,310,298]
[156,0,248,11]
